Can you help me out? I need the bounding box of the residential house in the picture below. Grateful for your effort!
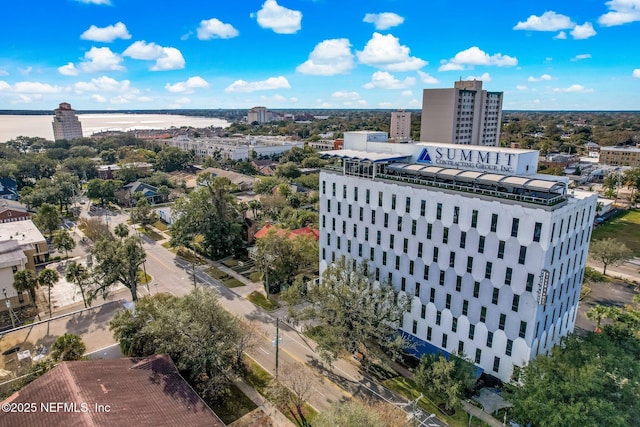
[1,354,225,427]
[0,177,18,200]
[197,167,256,191]
[0,200,32,223]
[251,159,277,176]
[122,181,161,205]
[0,220,49,271]
[249,224,319,259]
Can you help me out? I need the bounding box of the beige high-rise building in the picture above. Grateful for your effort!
[390,109,412,142]
[52,102,83,141]
[248,106,270,124]
[420,80,502,146]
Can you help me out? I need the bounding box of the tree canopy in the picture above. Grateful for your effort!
[588,237,633,275]
[51,333,87,361]
[414,353,476,411]
[91,235,146,301]
[286,258,411,363]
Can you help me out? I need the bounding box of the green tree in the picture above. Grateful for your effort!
[266,363,315,426]
[414,353,476,412]
[91,235,146,302]
[77,216,111,242]
[52,229,76,259]
[248,199,262,218]
[38,268,59,318]
[253,176,285,194]
[33,203,62,238]
[313,399,407,427]
[275,162,301,179]
[13,269,39,317]
[51,333,86,361]
[289,258,411,364]
[589,238,633,275]
[114,223,129,240]
[86,178,122,206]
[508,327,640,427]
[154,146,193,172]
[110,288,250,402]
[254,229,318,294]
[131,197,157,227]
[65,261,91,308]
[170,177,243,259]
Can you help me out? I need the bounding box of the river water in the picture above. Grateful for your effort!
[0,113,230,143]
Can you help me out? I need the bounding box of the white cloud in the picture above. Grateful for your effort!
[73,76,132,93]
[0,81,10,91]
[18,67,32,75]
[465,72,491,82]
[513,11,575,31]
[175,97,191,104]
[164,76,210,93]
[571,22,596,39]
[122,41,185,71]
[109,96,132,104]
[554,31,567,39]
[356,32,427,72]
[438,46,517,71]
[197,18,239,39]
[58,62,79,76]
[91,94,107,103]
[0,69,8,76]
[571,53,592,61]
[13,81,63,94]
[331,91,360,100]
[417,71,439,84]
[528,74,553,82]
[553,84,594,93]
[80,22,131,42]
[296,38,355,76]
[123,41,164,60]
[363,71,415,89]
[73,0,111,4]
[363,12,404,30]
[516,85,528,90]
[224,76,290,92]
[633,69,640,78]
[598,0,640,26]
[79,47,124,72]
[402,90,413,96]
[151,47,185,71]
[256,0,302,34]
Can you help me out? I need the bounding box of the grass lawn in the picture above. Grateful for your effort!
[248,271,263,283]
[207,266,229,280]
[222,258,239,268]
[247,291,279,311]
[244,357,317,426]
[153,220,168,231]
[211,383,257,425]
[223,277,245,288]
[383,376,477,427]
[137,227,164,241]
[591,209,640,255]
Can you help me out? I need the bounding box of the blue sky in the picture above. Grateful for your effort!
[1,0,639,111]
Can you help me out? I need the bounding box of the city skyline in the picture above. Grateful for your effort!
[1,0,639,111]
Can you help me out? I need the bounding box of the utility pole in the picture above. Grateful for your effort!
[3,288,18,329]
[192,261,197,289]
[272,317,283,379]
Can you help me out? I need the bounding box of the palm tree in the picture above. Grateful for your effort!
[38,268,60,318]
[114,223,129,240]
[52,229,76,259]
[249,199,261,219]
[13,269,40,320]
[586,305,616,331]
[51,333,86,361]
[65,262,90,308]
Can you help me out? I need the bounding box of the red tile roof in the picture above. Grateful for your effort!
[1,354,225,427]
[254,224,319,241]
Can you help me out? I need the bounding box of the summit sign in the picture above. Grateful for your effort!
[416,146,517,173]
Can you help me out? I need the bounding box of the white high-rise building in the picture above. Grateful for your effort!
[420,80,502,146]
[319,132,596,382]
[390,110,412,142]
[52,102,83,141]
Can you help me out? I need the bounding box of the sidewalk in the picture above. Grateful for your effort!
[230,376,295,427]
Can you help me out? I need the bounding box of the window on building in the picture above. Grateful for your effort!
[486,331,493,347]
[533,222,542,242]
[427,327,432,341]
[493,356,500,373]
[359,207,363,221]
[397,217,403,232]
[492,288,500,305]
[403,238,409,253]
[480,306,487,322]
[420,200,426,216]
[421,304,426,319]
[439,270,445,286]
[343,185,347,199]
[443,227,449,244]
[499,314,506,330]
[424,265,430,280]
[411,220,417,235]
[512,295,520,312]
[526,273,534,292]
[446,294,452,309]
[377,231,382,245]
[460,231,466,249]
[463,300,469,316]
[337,202,341,215]
[365,227,369,240]
[506,339,513,356]
[473,281,480,298]
[371,211,376,224]
[453,206,460,224]
[409,260,414,275]
[418,242,423,258]
[412,320,418,334]
[475,349,482,364]
[378,192,383,207]
[395,256,400,270]
[391,195,396,209]
[519,246,527,265]
[469,323,475,339]
[449,252,456,268]
[433,247,439,263]
[436,203,442,220]
[452,317,458,332]
[498,241,505,259]
[472,210,479,228]
[491,214,498,232]
[401,277,406,292]
[366,189,370,204]
[389,234,394,248]
[430,287,436,303]
[406,197,411,213]
[436,311,442,325]
[322,181,326,194]
[458,341,464,354]
[354,187,358,201]
[427,224,432,239]
[478,236,485,253]
[519,321,527,338]
[485,261,492,279]
[502,267,512,285]
[332,182,336,196]
[415,282,420,297]
[442,333,448,348]
[511,218,520,237]
[382,252,387,266]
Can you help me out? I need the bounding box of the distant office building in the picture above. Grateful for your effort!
[390,110,412,142]
[599,146,640,167]
[420,80,502,146]
[248,106,270,124]
[52,102,83,141]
